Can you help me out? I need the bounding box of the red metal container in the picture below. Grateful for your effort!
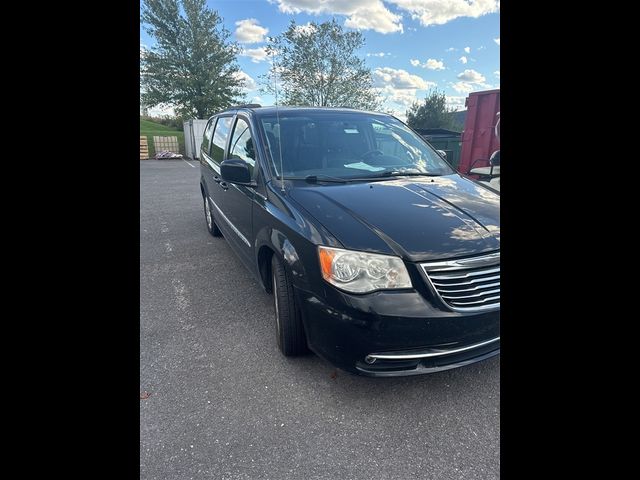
[458,89,500,174]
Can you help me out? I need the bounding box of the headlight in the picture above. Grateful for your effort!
[318,246,412,293]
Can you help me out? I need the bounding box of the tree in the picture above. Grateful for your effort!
[140,0,243,118]
[406,89,458,130]
[261,20,380,110]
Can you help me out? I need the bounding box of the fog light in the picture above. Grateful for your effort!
[364,355,377,364]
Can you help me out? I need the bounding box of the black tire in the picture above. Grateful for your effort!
[203,195,222,237]
[271,254,308,356]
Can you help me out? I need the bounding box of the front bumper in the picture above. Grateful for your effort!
[296,283,500,377]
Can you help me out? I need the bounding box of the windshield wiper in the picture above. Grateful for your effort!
[280,171,442,184]
[394,172,443,177]
[303,174,349,183]
[274,175,349,183]
[353,170,443,180]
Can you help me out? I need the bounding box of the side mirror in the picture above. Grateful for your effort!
[436,150,447,159]
[490,150,500,166]
[221,158,253,185]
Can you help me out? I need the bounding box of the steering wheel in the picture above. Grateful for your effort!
[360,149,384,160]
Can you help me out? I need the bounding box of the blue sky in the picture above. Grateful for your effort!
[140,0,500,119]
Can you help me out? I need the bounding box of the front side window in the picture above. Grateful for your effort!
[210,116,233,164]
[228,118,256,177]
[259,112,454,179]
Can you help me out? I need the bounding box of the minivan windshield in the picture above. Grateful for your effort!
[258,112,455,180]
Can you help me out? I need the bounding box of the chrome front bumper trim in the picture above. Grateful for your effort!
[366,336,500,361]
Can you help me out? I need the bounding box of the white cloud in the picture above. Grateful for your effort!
[459,56,468,64]
[293,22,317,36]
[388,0,499,26]
[235,18,269,44]
[378,85,421,107]
[367,52,390,57]
[446,47,456,52]
[410,58,445,70]
[240,47,269,63]
[464,46,471,53]
[478,45,486,50]
[251,96,263,104]
[457,69,486,83]
[451,69,490,93]
[373,67,436,110]
[451,82,475,94]
[494,70,500,78]
[273,0,403,34]
[494,37,500,45]
[273,0,498,32]
[344,4,404,34]
[373,67,434,90]
[451,81,492,94]
[233,71,258,91]
[424,58,445,70]
[446,95,466,111]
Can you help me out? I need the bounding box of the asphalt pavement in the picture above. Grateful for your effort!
[140,159,500,480]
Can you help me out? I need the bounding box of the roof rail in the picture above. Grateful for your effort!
[228,103,262,109]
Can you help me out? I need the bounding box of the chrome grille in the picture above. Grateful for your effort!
[421,252,500,312]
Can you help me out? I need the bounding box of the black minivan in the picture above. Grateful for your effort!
[199,105,500,376]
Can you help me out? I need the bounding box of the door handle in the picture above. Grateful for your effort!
[219,181,229,190]
[213,176,221,183]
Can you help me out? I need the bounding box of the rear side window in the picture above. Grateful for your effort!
[228,118,256,177]
[201,119,215,155]
[211,116,233,164]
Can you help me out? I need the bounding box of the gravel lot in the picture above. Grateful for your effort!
[140,159,500,480]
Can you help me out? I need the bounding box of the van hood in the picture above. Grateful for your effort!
[288,174,500,262]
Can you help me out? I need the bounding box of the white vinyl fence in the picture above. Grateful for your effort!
[183,119,209,160]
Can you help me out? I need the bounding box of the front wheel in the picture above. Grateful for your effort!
[271,255,308,356]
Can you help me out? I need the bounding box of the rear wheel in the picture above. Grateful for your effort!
[271,255,308,356]
[204,196,222,237]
